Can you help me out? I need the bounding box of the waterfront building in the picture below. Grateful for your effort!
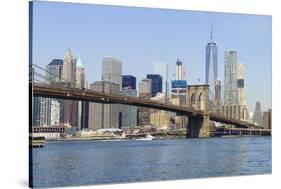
[205,26,218,95]
[46,59,63,82]
[150,93,170,129]
[253,101,263,127]
[263,109,272,130]
[88,81,121,130]
[32,97,60,126]
[32,125,77,139]
[102,56,122,88]
[120,87,138,128]
[138,79,152,126]
[122,75,136,89]
[146,74,162,97]
[39,98,51,126]
[32,97,42,126]
[50,99,60,125]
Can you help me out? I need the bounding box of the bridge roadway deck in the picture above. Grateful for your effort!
[32,83,256,128]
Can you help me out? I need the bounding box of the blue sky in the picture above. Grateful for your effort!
[32,1,272,112]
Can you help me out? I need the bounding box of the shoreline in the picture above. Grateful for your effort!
[45,135,271,142]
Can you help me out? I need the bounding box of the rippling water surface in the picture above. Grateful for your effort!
[31,136,272,188]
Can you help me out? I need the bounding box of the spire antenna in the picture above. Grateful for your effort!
[211,24,213,41]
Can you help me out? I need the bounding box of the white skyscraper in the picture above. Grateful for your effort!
[175,59,185,80]
[102,56,122,89]
[62,48,74,83]
[75,55,85,88]
[50,100,60,125]
[75,55,86,130]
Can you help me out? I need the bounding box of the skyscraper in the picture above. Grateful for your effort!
[236,63,246,106]
[50,100,60,125]
[75,55,85,88]
[32,97,42,126]
[120,87,138,128]
[150,93,170,129]
[146,74,162,97]
[253,101,263,127]
[88,81,121,130]
[46,59,63,82]
[236,63,248,120]
[214,80,221,102]
[102,56,122,88]
[263,109,272,130]
[62,48,74,83]
[153,62,169,97]
[224,51,238,105]
[205,25,218,94]
[171,59,187,129]
[138,79,151,126]
[75,55,87,130]
[122,75,136,89]
[171,59,187,105]
[44,59,63,126]
[61,48,78,128]
[175,59,185,80]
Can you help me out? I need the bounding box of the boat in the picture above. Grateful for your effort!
[29,136,45,148]
[135,134,155,141]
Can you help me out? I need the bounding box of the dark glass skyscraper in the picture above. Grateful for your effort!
[146,74,162,97]
[205,26,218,93]
[122,75,136,89]
[46,59,63,82]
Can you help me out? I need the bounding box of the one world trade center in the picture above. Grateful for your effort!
[205,25,218,98]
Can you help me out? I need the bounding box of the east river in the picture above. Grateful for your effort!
[31,136,272,188]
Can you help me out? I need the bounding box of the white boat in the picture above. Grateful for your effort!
[135,134,155,141]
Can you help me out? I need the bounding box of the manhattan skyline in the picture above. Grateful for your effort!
[32,1,272,112]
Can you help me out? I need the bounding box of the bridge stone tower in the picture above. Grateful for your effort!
[186,85,210,138]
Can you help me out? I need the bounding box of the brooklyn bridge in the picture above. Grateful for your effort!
[30,64,270,138]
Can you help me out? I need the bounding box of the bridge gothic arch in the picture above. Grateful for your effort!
[198,92,205,110]
[187,85,209,112]
[191,92,196,108]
